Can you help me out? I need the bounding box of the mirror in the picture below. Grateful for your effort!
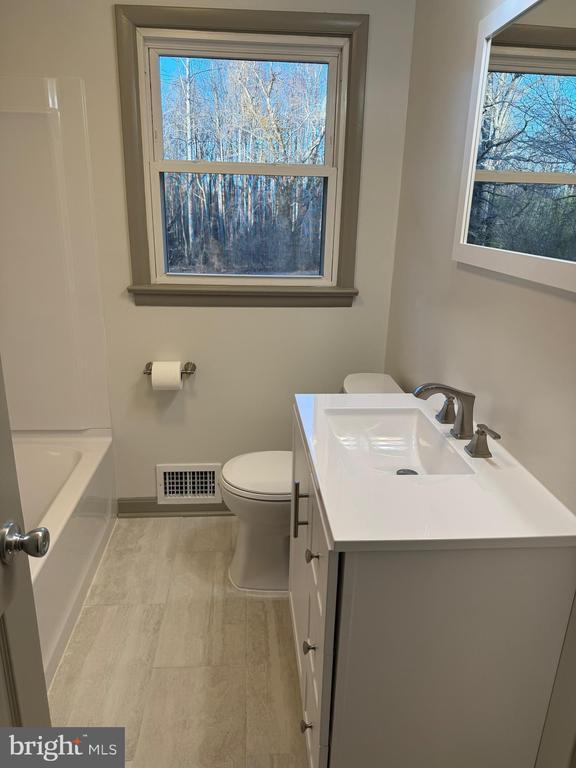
[453,0,576,292]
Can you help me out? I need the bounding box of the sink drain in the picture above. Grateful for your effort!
[396,468,419,475]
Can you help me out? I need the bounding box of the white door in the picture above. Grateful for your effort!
[0,356,50,725]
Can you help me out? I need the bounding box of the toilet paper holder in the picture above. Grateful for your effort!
[143,361,197,378]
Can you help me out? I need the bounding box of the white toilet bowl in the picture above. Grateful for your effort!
[221,451,292,592]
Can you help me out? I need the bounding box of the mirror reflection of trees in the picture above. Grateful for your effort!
[159,56,329,275]
[468,70,576,261]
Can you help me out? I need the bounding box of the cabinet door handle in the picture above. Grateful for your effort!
[300,719,313,733]
[305,548,319,563]
[292,480,309,539]
[303,640,316,655]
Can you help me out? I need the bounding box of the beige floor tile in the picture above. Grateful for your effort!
[246,600,306,759]
[50,517,306,768]
[86,518,181,606]
[246,755,308,768]
[179,515,237,553]
[246,665,306,759]
[154,550,246,668]
[133,666,246,768]
[49,604,164,761]
[246,598,295,667]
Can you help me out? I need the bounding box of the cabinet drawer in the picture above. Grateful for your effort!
[290,414,314,699]
[291,408,338,765]
[303,668,327,768]
[309,489,330,608]
[305,591,325,716]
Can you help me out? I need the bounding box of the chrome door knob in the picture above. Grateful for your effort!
[305,549,319,563]
[303,640,316,655]
[300,720,313,733]
[0,521,50,564]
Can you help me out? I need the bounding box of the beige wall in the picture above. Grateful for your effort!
[0,0,415,497]
[386,0,576,511]
[522,0,576,26]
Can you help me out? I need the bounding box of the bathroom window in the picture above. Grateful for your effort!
[151,50,335,281]
[467,48,576,263]
[115,7,369,306]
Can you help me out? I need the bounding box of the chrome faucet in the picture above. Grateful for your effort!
[412,383,476,440]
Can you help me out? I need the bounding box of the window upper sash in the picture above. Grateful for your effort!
[144,32,346,169]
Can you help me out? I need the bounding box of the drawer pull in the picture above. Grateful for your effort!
[300,719,313,733]
[303,640,317,655]
[292,481,309,539]
[305,548,319,563]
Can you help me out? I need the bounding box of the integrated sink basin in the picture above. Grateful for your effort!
[325,408,473,476]
[295,392,576,550]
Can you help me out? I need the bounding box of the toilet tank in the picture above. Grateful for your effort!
[342,373,403,394]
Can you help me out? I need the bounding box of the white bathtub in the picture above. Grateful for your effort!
[12,431,116,685]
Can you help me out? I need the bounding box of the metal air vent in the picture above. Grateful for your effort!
[156,463,222,504]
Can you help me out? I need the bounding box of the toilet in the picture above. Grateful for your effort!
[342,372,403,394]
[221,451,293,592]
[222,373,402,592]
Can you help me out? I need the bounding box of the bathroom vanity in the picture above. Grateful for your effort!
[289,394,576,768]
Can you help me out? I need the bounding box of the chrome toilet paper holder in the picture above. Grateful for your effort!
[143,361,197,378]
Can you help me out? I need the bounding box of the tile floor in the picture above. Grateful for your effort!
[48,516,308,768]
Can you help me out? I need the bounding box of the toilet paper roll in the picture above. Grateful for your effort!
[150,361,183,391]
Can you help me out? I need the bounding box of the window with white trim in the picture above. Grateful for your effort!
[138,30,349,286]
[467,47,576,262]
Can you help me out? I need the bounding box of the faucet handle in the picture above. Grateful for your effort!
[477,424,501,440]
[435,395,456,425]
[465,424,501,459]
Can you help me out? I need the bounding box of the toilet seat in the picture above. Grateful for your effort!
[221,451,292,502]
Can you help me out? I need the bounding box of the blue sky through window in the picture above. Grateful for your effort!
[478,70,576,173]
[158,55,329,164]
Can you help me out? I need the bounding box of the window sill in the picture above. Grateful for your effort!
[127,283,359,307]
[452,243,576,294]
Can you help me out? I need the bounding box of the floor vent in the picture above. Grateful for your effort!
[156,464,222,504]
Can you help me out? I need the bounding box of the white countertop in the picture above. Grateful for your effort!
[295,393,576,551]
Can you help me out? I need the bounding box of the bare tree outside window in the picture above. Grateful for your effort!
[158,56,329,275]
[468,68,576,262]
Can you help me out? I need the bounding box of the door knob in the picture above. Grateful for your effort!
[0,521,50,564]
[300,719,313,733]
[303,640,317,655]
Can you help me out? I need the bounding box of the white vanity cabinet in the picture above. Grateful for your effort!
[290,413,338,768]
[290,402,576,768]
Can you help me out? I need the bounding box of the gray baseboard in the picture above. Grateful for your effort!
[118,497,231,518]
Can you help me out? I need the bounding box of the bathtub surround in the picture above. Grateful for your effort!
[0,76,110,432]
[49,516,307,766]
[0,0,415,499]
[0,67,116,685]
